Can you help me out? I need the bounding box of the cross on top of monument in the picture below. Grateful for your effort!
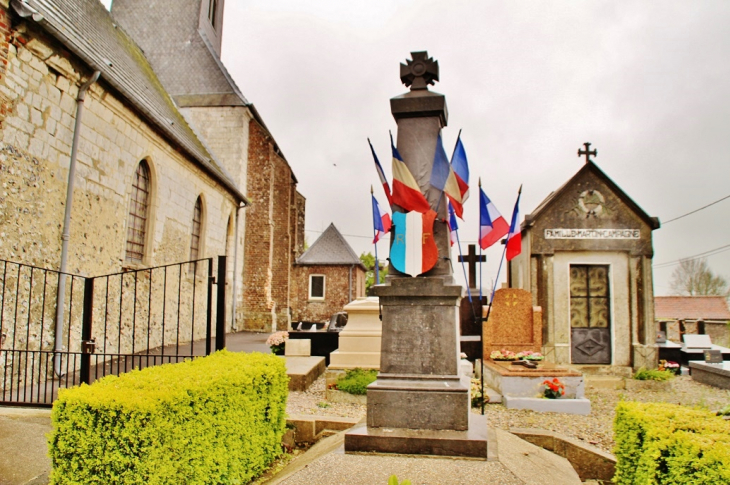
[578,142,597,163]
[400,51,439,91]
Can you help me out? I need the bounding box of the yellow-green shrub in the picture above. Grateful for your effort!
[613,401,730,484]
[49,350,288,484]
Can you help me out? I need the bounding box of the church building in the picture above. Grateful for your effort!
[508,146,660,372]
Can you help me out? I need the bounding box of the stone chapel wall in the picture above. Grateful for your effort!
[292,264,366,324]
[0,13,237,273]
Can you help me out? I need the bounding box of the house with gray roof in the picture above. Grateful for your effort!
[293,223,366,323]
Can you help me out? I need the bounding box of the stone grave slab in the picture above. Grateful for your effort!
[483,288,542,358]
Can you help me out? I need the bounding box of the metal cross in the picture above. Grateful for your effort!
[578,142,597,163]
[458,244,485,289]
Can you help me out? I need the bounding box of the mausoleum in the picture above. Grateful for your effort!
[508,146,660,372]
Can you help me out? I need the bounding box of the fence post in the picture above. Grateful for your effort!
[216,256,226,351]
[205,258,214,355]
[80,277,94,385]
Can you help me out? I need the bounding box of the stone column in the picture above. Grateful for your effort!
[369,52,468,431]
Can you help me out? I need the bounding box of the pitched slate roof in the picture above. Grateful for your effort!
[655,296,730,321]
[13,0,248,203]
[524,161,660,230]
[296,224,366,270]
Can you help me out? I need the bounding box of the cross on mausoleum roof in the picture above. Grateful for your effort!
[400,51,439,91]
[578,142,597,163]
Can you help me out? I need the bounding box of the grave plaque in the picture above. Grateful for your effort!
[704,349,723,364]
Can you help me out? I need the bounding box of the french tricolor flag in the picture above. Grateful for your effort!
[448,202,458,247]
[368,138,392,205]
[479,185,509,250]
[390,134,432,214]
[506,186,523,261]
[451,135,469,203]
[372,194,392,243]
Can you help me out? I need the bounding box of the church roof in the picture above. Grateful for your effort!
[524,161,660,230]
[14,0,248,203]
[655,296,730,321]
[296,224,366,270]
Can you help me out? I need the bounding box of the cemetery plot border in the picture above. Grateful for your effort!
[0,256,229,406]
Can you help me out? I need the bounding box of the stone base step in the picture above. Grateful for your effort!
[282,356,326,391]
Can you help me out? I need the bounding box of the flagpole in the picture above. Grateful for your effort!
[371,185,380,286]
[455,224,472,303]
[478,177,483,300]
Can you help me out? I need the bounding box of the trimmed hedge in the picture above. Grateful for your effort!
[49,350,288,484]
[613,401,730,484]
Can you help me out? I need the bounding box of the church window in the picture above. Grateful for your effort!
[125,161,151,263]
[569,265,610,328]
[208,0,217,28]
[190,196,203,260]
[309,274,325,300]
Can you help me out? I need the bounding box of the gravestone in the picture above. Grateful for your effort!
[345,52,487,459]
[328,297,382,370]
[483,288,543,358]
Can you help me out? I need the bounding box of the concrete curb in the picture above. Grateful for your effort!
[511,428,616,482]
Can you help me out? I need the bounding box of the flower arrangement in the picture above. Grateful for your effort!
[516,351,544,361]
[658,359,680,375]
[490,349,517,361]
[470,378,487,408]
[542,378,565,399]
[266,331,288,355]
[490,349,544,361]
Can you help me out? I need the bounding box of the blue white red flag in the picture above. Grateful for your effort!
[391,135,432,213]
[479,186,509,250]
[429,132,463,218]
[372,195,392,243]
[506,186,523,261]
[451,135,469,203]
[390,210,438,276]
[368,138,392,205]
[448,202,458,247]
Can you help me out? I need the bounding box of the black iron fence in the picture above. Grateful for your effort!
[0,256,228,406]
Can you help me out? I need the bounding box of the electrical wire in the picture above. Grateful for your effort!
[662,194,730,224]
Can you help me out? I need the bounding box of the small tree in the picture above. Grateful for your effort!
[360,251,388,293]
[670,258,729,297]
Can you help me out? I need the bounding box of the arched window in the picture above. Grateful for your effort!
[190,196,203,261]
[208,0,217,27]
[125,160,151,263]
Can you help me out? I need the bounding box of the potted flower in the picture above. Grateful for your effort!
[542,378,565,399]
[658,359,680,375]
[470,378,488,408]
[266,331,288,355]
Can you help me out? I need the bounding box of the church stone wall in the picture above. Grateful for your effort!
[0,15,237,276]
[241,118,303,332]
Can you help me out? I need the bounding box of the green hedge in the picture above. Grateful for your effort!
[613,401,730,484]
[49,350,288,484]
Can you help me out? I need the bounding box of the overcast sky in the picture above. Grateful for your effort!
[217,1,730,295]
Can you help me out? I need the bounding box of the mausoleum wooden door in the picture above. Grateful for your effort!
[570,265,611,364]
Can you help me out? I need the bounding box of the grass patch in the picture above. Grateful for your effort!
[336,368,378,395]
[633,368,675,381]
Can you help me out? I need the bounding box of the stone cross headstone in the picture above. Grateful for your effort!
[483,288,543,358]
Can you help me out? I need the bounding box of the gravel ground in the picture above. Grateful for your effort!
[286,375,730,454]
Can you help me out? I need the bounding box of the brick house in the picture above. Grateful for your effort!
[111,0,306,331]
[655,296,730,347]
[292,223,366,324]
